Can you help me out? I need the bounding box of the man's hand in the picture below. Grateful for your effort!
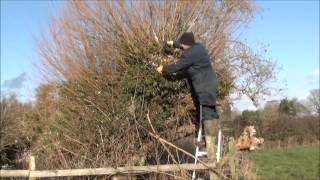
[156,64,163,73]
[167,41,174,46]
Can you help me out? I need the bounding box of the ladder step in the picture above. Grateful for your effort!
[196,151,207,157]
[198,157,210,162]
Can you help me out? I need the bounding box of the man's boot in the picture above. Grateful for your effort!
[204,120,219,180]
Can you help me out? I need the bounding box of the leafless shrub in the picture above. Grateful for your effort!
[0,94,33,168]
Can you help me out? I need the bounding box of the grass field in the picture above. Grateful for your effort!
[251,144,320,180]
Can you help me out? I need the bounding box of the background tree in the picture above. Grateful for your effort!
[305,89,320,115]
[279,98,309,116]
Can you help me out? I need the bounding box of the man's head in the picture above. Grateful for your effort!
[179,32,195,49]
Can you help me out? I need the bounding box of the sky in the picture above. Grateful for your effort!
[1,0,64,101]
[233,0,319,110]
[1,0,319,111]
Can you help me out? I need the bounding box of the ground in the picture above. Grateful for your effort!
[251,144,320,180]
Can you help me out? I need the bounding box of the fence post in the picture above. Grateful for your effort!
[28,155,36,180]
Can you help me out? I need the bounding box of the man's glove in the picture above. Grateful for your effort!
[167,41,174,46]
[156,64,163,73]
[167,40,181,49]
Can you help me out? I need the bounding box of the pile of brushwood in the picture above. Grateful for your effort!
[15,1,278,178]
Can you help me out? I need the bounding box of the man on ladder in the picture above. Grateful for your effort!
[156,32,220,179]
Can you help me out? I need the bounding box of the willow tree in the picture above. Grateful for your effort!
[36,0,277,172]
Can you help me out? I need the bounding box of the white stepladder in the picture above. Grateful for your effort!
[192,105,222,180]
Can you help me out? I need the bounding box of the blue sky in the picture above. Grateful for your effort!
[1,0,63,101]
[234,0,319,110]
[1,1,319,110]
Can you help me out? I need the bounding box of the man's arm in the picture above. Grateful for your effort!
[162,53,193,75]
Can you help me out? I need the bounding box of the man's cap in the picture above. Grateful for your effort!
[179,32,195,46]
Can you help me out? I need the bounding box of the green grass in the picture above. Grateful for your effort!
[251,144,320,180]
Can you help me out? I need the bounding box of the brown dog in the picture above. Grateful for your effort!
[236,126,264,151]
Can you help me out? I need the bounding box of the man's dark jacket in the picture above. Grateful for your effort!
[163,43,218,106]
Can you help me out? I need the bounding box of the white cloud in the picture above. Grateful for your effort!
[1,72,27,90]
[298,92,310,100]
[310,68,319,79]
[232,96,258,112]
[1,73,38,103]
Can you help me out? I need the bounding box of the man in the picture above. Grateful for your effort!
[156,32,220,166]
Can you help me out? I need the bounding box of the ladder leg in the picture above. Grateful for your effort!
[192,105,203,180]
[192,133,201,180]
[216,129,222,162]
